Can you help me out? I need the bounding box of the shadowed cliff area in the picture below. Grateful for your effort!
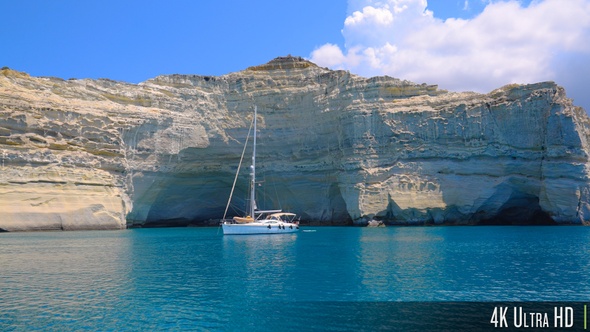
[1,56,590,231]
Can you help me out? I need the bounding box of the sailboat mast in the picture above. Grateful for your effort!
[250,106,257,218]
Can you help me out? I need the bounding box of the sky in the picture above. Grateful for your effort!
[1,0,589,110]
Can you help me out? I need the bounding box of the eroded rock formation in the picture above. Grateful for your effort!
[1,56,589,230]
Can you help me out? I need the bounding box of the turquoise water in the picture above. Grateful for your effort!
[2,226,590,331]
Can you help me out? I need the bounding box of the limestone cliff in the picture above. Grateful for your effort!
[1,56,589,230]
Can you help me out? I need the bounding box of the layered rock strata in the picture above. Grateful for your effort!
[1,56,589,230]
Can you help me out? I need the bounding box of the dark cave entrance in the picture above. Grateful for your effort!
[478,193,555,225]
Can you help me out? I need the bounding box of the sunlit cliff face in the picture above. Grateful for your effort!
[1,57,589,230]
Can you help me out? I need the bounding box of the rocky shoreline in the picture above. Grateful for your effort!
[1,56,589,231]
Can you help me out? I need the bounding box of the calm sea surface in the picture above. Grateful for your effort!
[2,226,590,331]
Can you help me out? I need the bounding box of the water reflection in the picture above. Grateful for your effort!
[291,227,364,301]
[356,227,446,301]
[355,226,590,301]
[0,230,134,331]
[125,227,226,330]
[3,226,590,331]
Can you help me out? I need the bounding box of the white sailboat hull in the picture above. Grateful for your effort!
[222,221,299,235]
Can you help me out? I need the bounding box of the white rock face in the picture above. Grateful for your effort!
[1,57,589,230]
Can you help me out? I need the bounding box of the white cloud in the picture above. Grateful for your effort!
[344,6,394,26]
[309,44,347,68]
[310,0,590,109]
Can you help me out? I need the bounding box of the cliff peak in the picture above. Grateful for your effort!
[246,55,317,71]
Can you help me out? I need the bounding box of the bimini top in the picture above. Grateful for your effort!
[269,213,296,218]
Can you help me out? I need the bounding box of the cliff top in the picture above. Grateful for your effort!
[1,58,566,103]
[246,55,318,71]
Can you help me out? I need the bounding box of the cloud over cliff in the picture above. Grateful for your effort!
[310,0,590,109]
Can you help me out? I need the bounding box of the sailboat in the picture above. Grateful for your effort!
[221,106,300,235]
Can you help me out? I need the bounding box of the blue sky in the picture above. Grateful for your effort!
[0,1,346,81]
[1,0,589,111]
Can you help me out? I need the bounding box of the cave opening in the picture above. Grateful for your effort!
[479,193,555,225]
